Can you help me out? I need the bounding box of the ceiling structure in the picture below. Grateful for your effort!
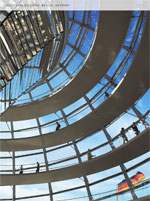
[0,10,149,201]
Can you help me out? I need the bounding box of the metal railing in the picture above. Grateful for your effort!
[0,113,149,174]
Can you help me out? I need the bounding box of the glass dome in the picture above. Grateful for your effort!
[0,9,149,201]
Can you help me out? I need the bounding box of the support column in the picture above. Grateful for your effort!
[61,109,93,201]
[84,95,95,111]
[10,122,16,201]
[29,92,53,201]
[103,127,137,200]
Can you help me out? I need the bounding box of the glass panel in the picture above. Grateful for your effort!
[13,119,37,130]
[53,187,88,201]
[0,186,12,199]
[16,184,49,198]
[135,89,150,115]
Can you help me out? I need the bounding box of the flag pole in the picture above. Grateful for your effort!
[117,185,118,201]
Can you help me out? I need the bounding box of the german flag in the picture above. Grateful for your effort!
[118,179,129,192]
[118,171,145,192]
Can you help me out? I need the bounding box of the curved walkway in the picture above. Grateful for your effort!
[0,128,149,186]
[0,12,131,121]
[0,17,148,152]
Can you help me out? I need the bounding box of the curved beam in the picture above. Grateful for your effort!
[0,128,149,186]
[0,11,131,121]
[0,15,149,152]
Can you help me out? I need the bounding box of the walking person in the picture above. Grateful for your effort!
[87,149,94,161]
[120,128,128,144]
[36,162,40,173]
[104,91,109,98]
[132,122,139,135]
[56,122,61,131]
[19,165,23,174]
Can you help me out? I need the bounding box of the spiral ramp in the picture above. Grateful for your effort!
[0,11,149,201]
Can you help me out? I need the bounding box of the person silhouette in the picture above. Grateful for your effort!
[36,162,40,173]
[56,122,61,131]
[87,149,94,160]
[120,128,128,144]
[19,165,23,174]
[132,122,139,135]
[104,91,109,98]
